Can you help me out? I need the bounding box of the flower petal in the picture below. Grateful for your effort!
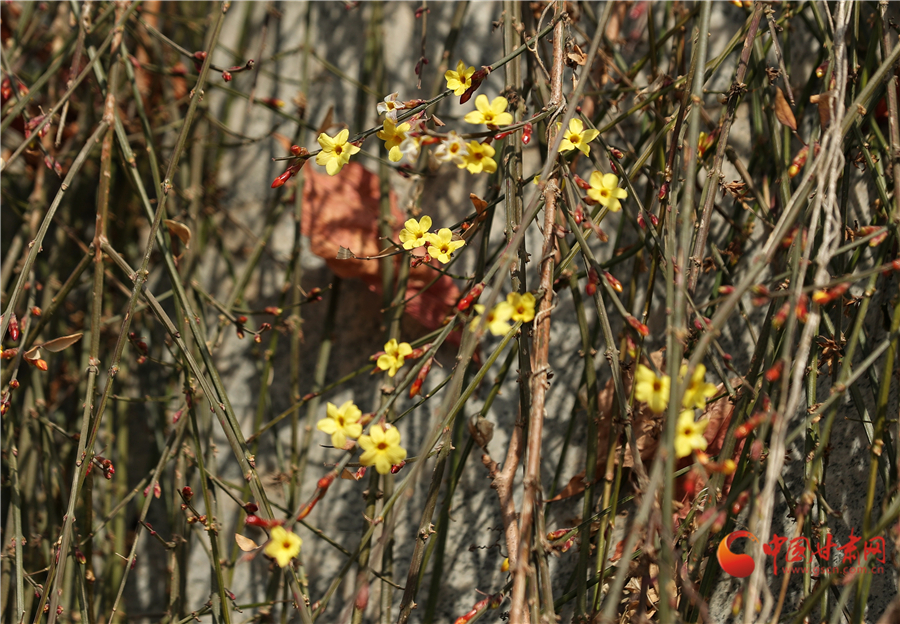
[317,133,334,150]
[601,173,619,190]
[317,418,338,434]
[568,118,584,133]
[475,94,490,112]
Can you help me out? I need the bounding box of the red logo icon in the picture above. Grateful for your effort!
[717,530,759,578]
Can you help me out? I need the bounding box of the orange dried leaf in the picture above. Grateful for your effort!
[164,220,191,247]
[773,87,797,131]
[235,534,260,552]
[39,333,84,353]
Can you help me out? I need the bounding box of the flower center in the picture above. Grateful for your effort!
[652,380,662,391]
[337,417,345,426]
[450,144,459,154]
[335,145,343,155]
[571,135,581,144]
[473,152,484,161]
[600,189,609,198]
[283,541,292,549]
[377,442,388,450]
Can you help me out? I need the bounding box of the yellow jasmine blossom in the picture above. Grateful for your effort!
[398,216,432,250]
[557,118,599,155]
[674,410,708,458]
[681,364,718,409]
[377,119,412,162]
[458,141,497,174]
[587,172,628,212]
[634,364,670,414]
[264,526,302,568]
[376,92,404,122]
[376,339,413,377]
[445,60,476,96]
[464,95,514,127]
[316,401,363,449]
[434,131,468,165]
[399,135,421,164]
[507,292,536,323]
[358,424,407,474]
[426,228,465,264]
[316,129,360,176]
[470,301,514,336]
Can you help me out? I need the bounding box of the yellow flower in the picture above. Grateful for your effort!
[434,131,468,165]
[557,118,599,155]
[674,410,708,458]
[445,60,475,96]
[681,364,718,409]
[634,364,670,414]
[376,339,413,377]
[464,95,514,127]
[586,172,628,212]
[316,129,360,176]
[458,141,497,174]
[469,301,514,336]
[358,423,407,474]
[316,401,363,449]
[399,216,432,250]
[264,526,302,568]
[426,228,465,264]
[377,119,411,162]
[507,292,536,323]
[376,92,404,121]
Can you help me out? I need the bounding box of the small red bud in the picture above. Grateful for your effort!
[9,313,19,341]
[457,283,485,311]
[521,122,533,144]
[182,486,193,502]
[764,361,784,382]
[221,71,232,82]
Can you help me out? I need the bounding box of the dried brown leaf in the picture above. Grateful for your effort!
[39,332,84,353]
[235,534,260,552]
[316,106,335,136]
[773,87,797,131]
[164,220,191,247]
[272,132,294,153]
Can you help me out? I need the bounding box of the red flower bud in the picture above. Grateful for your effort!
[182,486,193,502]
[603,271,622,293]
[521,123,533,144]
[626,315,650,337]
[457,283,485,311]
[243,502,258,514]
[222,71,232,82]
[572,174,591,190]
[9,313,19,341]
[764,361,783,382]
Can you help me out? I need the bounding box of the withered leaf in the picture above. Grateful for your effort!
[40,332,84,353]
[316,106,335,136]
[164,220,191,247]
[773,87,797,131]
[567,44,587,66]
[23,346,41,362]
[469,193,489,222]
[235,534,260,552]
